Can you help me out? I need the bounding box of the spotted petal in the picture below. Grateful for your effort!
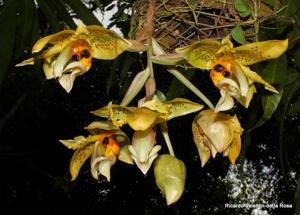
[165,98,204,120]
[175,40,221,69]
[91,103,136,127]
[32,30,74,53]
[86,25,131,60]
[232,39,288,65]
[192,117,211,167]
[69,143,94,181]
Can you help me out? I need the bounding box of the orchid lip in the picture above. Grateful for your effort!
[232,63,249,97]
[217,78,240,91]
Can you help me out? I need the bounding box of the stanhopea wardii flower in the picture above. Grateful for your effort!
[91,97,203,174]
[16,23,131,92]
[91,97,203,131]
[154,154,186,205]
[59,121,133,181]
[176,37,288,111]
[192,109,243,167]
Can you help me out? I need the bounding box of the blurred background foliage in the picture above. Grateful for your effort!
[0,0,299,214]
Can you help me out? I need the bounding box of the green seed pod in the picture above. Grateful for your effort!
[154,154,186,205]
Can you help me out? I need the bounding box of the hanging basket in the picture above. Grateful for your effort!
[129,0,275,52]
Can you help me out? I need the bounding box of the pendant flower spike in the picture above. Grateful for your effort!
[176,37,288,111]
[16,23,131,92]
[59,121,133,181]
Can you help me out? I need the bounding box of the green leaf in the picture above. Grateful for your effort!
[0,0,17,86]
[14,0,36,58]
[252,56,287,129]
[253,89,283,129]
[261,55,287,85]
[37,0,61,32]
[231,25,247,44]
[293,49,300,70]
[287,100,300,115]
[47,0,77,29]
[287,28,300,49]
[261,0,275,6]
[235,0,251,17]
[277,77,300,184]
[62,0,101,25]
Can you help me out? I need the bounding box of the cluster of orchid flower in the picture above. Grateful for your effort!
[17,23,288,205]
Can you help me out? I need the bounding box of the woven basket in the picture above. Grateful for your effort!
[129,0,275,51]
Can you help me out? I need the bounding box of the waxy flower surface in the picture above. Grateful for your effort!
[92,97,203,174]
[176,37,288,111]
[192,109,243,167]
[16,24,131,92]
[59,121,132,181]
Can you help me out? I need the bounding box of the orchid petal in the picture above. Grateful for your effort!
[53,43,75,77]
[69,143,94,181]
[232,63,249,97]
[239,64,278,93]
[192,118,211,167]
[91,103,136,127]
[58,61,87,93]
[121,68,150,106]
[215,89,235,112]
[32,30,74,53]
[165,98,204,120]
[233,39,288,65]
[59,136,89,150]
[175,40,221,69]
[131,129,156,163]
[127,108,160,131]
[15,57,35,67]
[86,25,131,60]
[84,121,120,132]
[42,57,56,79]
[228,134,242,164]
[236,84,256,108]
[129,128,160,174]
[140,98,169,115]
[151,53,186,65]
[195,110,233,152]
[118,145,134,165]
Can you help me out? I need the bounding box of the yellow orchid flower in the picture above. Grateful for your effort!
[91,97,204,131]
[16,24,131,92]
[92,97,203,174]
[176,37,288,111]
[192,109,243,167]
[59,121,132,181]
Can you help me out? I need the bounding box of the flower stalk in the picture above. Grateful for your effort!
[160,123,175,157]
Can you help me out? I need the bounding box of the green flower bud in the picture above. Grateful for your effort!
[154,154,186,205]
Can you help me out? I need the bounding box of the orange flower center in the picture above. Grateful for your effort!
[210,58,233,86]
[97,131,121,158]
[71,40,92,70]
[103,136,121,158]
